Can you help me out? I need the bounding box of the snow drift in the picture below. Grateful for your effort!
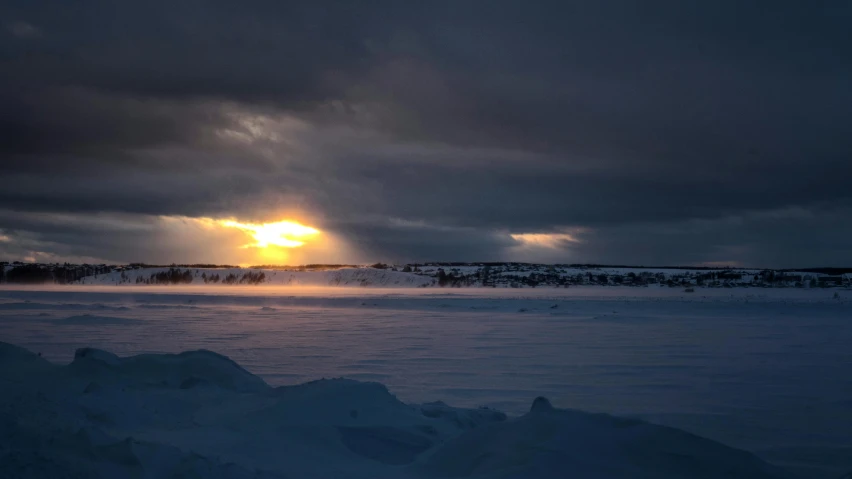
[0,342,798,479]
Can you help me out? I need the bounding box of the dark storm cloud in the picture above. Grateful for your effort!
[0,88,226,162]
[1,0,851,265]
[0,210,254,264]
[329,218,519,263]
[571,204,852,268]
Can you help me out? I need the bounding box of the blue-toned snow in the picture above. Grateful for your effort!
[0,286,850,477]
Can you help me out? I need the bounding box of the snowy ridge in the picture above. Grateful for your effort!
[4,261,852,288]
[0,341,797,479]
[72,264,852,289]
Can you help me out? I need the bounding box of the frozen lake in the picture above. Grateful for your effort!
[1,286,850,476]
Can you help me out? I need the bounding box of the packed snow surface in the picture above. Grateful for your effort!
[1,286,851,477]
[0,342,793,479]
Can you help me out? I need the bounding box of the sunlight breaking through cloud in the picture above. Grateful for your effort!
[219,219,320,249]
[510,232,580,249]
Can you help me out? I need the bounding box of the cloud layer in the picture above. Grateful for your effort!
[1,1,851,266]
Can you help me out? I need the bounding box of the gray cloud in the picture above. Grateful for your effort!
[6,21,41,38]
[569,204,852,268]
[1,1,851,265]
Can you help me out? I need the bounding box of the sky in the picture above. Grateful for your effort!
[1,1,851,267]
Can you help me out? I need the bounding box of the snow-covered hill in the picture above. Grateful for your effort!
[413,263,852,289]
[78,266,436,287]
[3,261,850,288]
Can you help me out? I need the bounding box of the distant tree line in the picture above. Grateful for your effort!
[132,268,267,285]
[248,264,360,271]
[2,260,850,289]
[128,263,239,269]
[142,268,194,285]
[0,262,114,284]
[418,265,852,289]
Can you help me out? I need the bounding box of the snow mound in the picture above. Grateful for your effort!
[0,344,796,479]
[421,396,792,479]
[0,342,56,382]
[0,415,283,479]
[74,347,122,365]
[529,396,554,414]
[70,347,270,393]
[0,341,48,364]
[268,378,406,423]
[338,425,434,465]
[420,401,508,430]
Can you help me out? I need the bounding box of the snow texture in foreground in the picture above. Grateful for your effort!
[0,342,794,479]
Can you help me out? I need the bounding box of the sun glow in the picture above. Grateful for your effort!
[510,233,579,248]
[220,219,320,249]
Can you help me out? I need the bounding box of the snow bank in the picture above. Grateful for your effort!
[421,397,791,478]
[0,342,56,382]
[70,346,270,393]
[0,342,796,478]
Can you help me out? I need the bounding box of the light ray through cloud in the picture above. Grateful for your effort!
[219,219,320,249]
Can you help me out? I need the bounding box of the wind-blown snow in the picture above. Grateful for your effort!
[57,314,143,325]
[0,342,794,478]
